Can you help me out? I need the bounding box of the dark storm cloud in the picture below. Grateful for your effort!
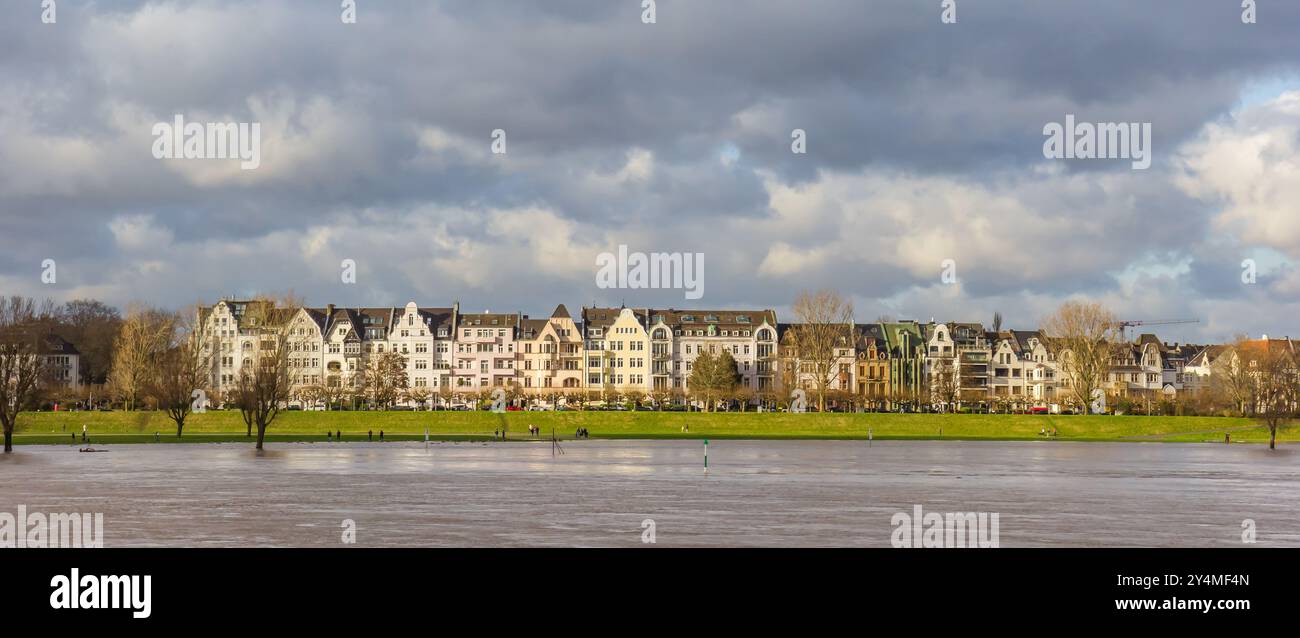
[1,0,1298,340]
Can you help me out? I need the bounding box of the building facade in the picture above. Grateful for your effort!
[187,298,1274,412]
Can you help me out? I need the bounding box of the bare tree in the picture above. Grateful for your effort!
[668,387,686,410]
[360,351,408,409]
[110,305,171,411]
[296,384,326,411]
[688,350,738,412]
[928,357,959,413]
[1041,301,1116,414]
[56,299,121,385]
[1209,337,1255,416]
[437,383,454,410]
[788,289,857,412]
[624,388,645,411]
[0,297,55,452]
[601,383,620,407]
[1242,341,1296,450]
[649,387,670,411]
[732,385,756,412]
[148,307,211,437]
[232,295,299,450]
[406,386,431,410]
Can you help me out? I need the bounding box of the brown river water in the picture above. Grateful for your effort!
[1,440,1295,547]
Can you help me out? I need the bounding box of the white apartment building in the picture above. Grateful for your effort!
[990,330,1060,408]
[581,307,651,395]
[203,299,459,402]
[925,322,991,410]
[1106,334,1166,401]
[201,299,259,394]
[195,298,1249,414]
[648,309,778,394]
[452,311,520,389]
[40,334,81,390]
[518,304,584,392]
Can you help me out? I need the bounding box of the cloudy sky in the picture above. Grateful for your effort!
[2,0,1299,342]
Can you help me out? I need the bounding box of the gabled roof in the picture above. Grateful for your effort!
[519,318,549,340]
[878,321,926,355]
[290,307,328,334]
[414,307,456,332]
[1187,344,1228,367]
[40,334,79,356]
[1135,333,1164,350]
[855,323,886,349]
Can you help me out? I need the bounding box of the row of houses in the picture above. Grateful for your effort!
[192,298,1256,411]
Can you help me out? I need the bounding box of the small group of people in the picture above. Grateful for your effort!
[574,427,590,439]
[1038,426,1059,437]
[527,424,540,437]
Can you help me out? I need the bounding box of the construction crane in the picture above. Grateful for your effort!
[1116,319,1199,341]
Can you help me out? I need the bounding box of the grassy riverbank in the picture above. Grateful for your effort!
[7,410,1294,445]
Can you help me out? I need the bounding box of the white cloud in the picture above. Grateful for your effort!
[1177,90,1300,255]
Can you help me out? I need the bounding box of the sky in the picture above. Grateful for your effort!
[2,0,1299,343]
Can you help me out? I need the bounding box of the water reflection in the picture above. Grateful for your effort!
[1,440,1296,547]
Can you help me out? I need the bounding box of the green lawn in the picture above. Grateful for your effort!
[7,409,1295,445]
